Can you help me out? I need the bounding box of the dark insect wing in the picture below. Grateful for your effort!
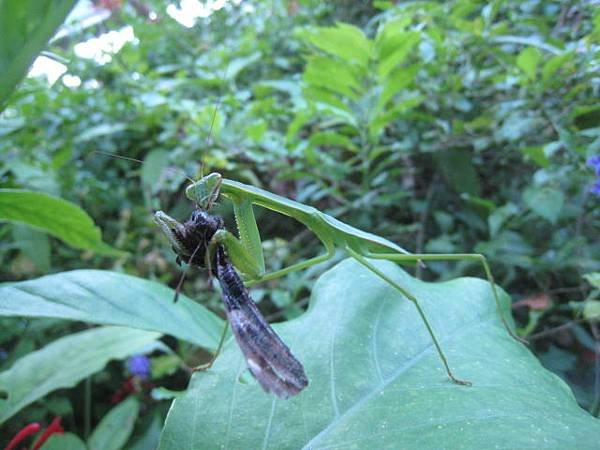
[215,246,308,398]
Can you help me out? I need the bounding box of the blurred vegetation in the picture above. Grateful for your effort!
[1,0,600,447]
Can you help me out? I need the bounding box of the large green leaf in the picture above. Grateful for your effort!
[159,259,600,449]
[0,0,77,109]
[0,326,159,423]
[0,269,224,349]
[0,189,122,256]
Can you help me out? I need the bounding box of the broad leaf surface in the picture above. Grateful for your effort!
[0,326,159,423]
[0,189,122,255]
[0,269,224,349]
[159,259,600,449]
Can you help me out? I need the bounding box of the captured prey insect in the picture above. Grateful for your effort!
[154,205,308,398]
[169,172,527,388]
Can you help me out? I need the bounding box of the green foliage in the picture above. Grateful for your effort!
[0,189,121,255]
[1,0,600,447]
[159,260,600,449]
[88,397,139,450]
[0,326,159,423]
[0,0,77,108]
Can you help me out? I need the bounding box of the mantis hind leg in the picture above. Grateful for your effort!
[192,322,230,372]
[346,247,471,386]
[367,252,527,345]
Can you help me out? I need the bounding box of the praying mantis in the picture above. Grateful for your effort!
[155,171,526,388]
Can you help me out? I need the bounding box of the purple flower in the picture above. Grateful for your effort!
[126,354,151,379]
[587,155,600,176]
[591,179,600,197]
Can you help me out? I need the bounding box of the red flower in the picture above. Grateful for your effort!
[4,422,41,450]
[31,417,64,450]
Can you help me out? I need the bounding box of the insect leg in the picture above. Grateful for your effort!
[366,252,527,345]
[193,321,230,372]
[346,247,471,386]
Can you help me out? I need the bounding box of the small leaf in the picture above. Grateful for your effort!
[542,52,573,85]
[377,65,418,111]
[141,149,171,195]
[88,397,139,450]
[488,203,519,237]
[74,123,128,143]
[225,52,262,81]
[516,47,541,81]
[583,301,600,320]
[377,31,421,79]
[434,149,482,197]
[520,146,550,167]
[523,187,565,224]
[0,327,159,423]
[584,273,600,290]
[0,189,122,256]
[298,24,372,68]
[40,433,87,450]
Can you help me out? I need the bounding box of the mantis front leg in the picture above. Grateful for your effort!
[221,196,336,285]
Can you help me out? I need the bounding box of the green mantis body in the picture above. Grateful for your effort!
[159,172,524,387]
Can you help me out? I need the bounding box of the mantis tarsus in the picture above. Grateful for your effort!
[156,171,526,388]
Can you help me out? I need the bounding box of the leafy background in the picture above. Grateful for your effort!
[0,0,599,448]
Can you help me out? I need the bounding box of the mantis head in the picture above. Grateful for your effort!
[185,172,222,210]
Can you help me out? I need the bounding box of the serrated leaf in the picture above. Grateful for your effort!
[377,31,420,79]
[377,64,418,111]
[304,55,361,99]
[88,397,139,450]
[0,269,224,349]
[298,23,372,67]
[158,260,600,449]
[369,95,423,137]
[0,326,159,423]
[0,189,122,256]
